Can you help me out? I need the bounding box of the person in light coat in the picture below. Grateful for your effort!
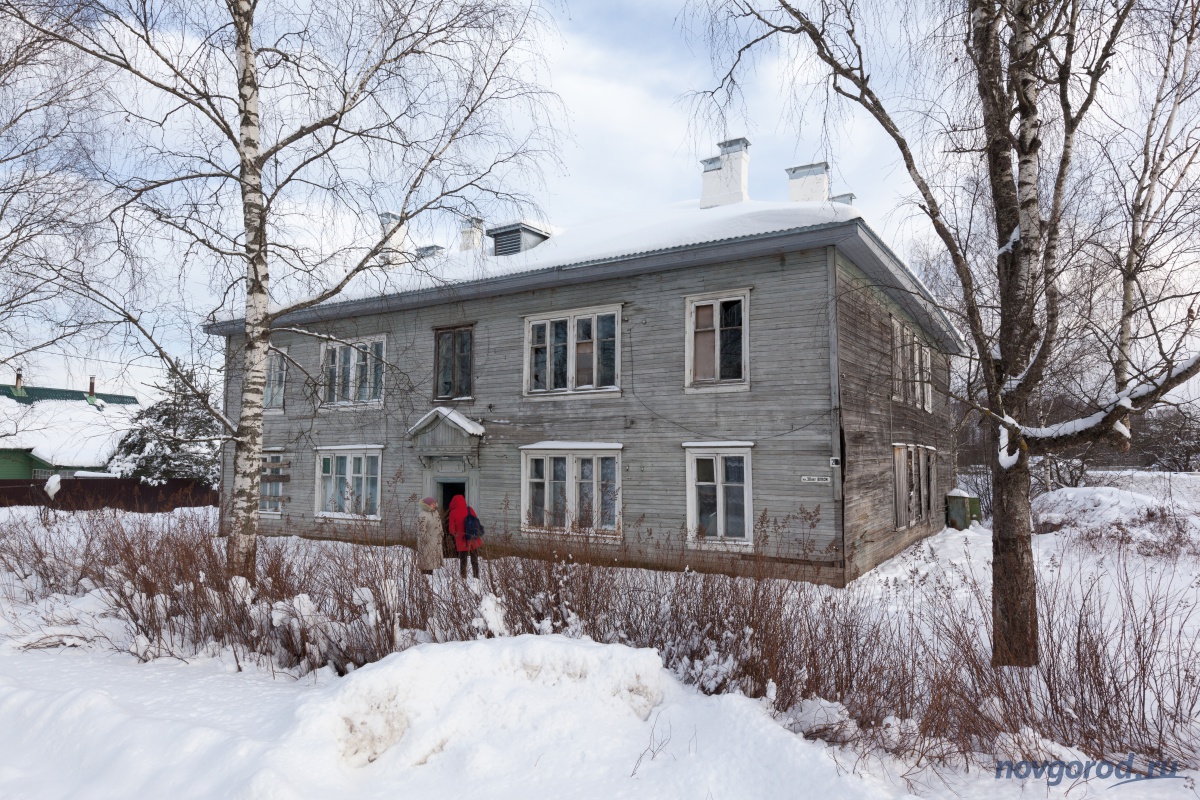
[416,497,443,575]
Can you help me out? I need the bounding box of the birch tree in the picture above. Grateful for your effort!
[1,0,554,578]
[698,0,1200,665]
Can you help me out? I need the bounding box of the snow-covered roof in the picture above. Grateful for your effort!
[309,200,863,306]
[207,198,965,355]
[0,395,140,468]
[407,406,485,437]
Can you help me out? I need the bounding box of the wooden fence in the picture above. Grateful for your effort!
[0,478,219,513]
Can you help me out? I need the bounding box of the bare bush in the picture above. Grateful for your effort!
[1,507,1197,771]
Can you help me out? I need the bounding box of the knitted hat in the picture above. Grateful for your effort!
[422,496,437,506]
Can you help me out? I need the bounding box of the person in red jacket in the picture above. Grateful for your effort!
[447,494,481,579]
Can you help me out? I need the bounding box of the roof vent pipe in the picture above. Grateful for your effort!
[14,369,21,391]
[88,376,95,397]
[700,137,750,209]
[786,162,830,202]
[459,217,484,251]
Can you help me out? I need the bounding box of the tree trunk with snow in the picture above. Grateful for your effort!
[990,448,1037,666]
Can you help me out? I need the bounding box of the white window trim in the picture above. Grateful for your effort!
[263,346,287,415]
[319,336,386,409]
[520,448,622,536]
[522,304,623,398]
[684,288,751,393]
[684,444,754,549]
[314,445,384,521]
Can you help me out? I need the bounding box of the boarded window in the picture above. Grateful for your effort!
[894,445,937,528]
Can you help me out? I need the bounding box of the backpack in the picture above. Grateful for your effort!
[463,508,485,541]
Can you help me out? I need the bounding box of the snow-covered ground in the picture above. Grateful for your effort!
[0,476,1198,799]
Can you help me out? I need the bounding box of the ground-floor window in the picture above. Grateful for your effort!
[521,445,621,533]
[893,444,937,528]
[685,444,753,543]
[317,448,381,518]
[260,453,286,514]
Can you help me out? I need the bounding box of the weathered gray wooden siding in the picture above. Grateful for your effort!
[834,254,953,580]
[221,247,843,576]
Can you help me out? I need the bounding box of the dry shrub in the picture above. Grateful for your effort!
[1,506,1198,772]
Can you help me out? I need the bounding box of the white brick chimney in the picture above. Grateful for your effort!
[786,162,830,202]
[459,217,484,251]
[700,138,750,209]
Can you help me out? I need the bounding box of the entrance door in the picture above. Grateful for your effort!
[438,481,466,532]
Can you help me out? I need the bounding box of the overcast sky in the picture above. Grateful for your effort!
[36,0,925,400]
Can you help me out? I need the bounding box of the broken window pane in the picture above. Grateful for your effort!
[597,313,617,386]
[719,300,743,381]
[575,317,593,388]
[693,303,716,381]
[551,320,568,390]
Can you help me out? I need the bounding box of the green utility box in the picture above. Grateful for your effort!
[946,491,982,530]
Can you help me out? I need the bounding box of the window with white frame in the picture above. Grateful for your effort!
[686,290,749,389]
[525,306,620,395]
[521,447,620,532]
[685,444,753,542]
[322,338,385,405]
[893,444,937,528]
[264,349,287,410]
[260,453,286,513]
[317,448,381,517]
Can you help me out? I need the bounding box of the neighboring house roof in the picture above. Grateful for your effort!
[0,389,140,469]
[206,199,966,355]
[0,384,140,406]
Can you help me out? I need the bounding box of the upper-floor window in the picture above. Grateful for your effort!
[317,447,381,518]
[264,349,287,410]
[891,319,933,412]
[525,306,620,395]
[685,290,749,391]
[322,338,384,405]
[435,326,473,400]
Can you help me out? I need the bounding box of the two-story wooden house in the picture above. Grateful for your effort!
[210,139,965,586]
